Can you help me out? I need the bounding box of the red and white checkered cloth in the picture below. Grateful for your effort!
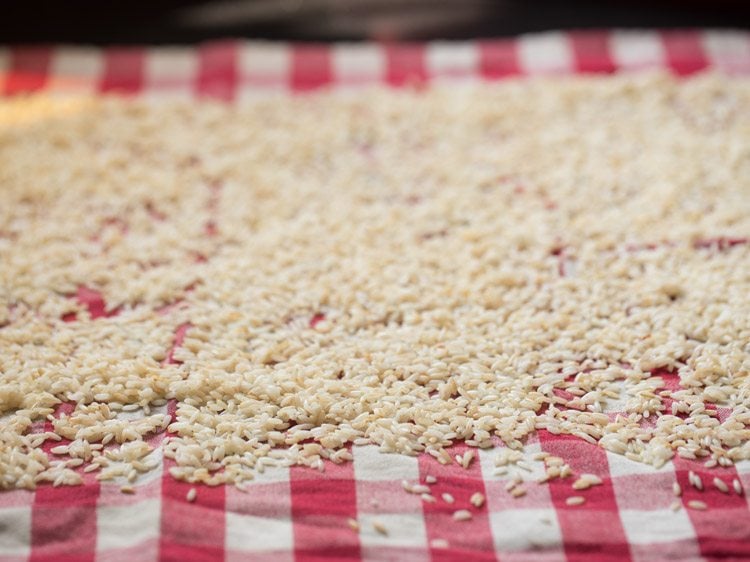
[2,29,750,562]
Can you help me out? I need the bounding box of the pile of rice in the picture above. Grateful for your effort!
[1,73,749,489]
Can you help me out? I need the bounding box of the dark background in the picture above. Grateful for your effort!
[1,0,749,44]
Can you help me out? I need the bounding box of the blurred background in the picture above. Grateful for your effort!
[2,0,750,44]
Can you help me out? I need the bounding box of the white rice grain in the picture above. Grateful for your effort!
[713,478,729,494]
[453,509,472,521]
[470,492,485,508]
[566,496,585,506]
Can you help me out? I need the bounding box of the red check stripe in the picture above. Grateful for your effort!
[292,44,333,92]
[290,459,361,562]
[158,325,228,562]
[539,431,631,562]
[385,43,428,87]
[197,41,238,102]
[30,404,100,562]
[3,46,52,94]
[29,290,114,562]
[100,47,145,94]
[662,30,710,76]
[478,39,521,79]
[673,457,750,560]
[158,459,227,562]
[30,481,100,562]
[569,31,616,73]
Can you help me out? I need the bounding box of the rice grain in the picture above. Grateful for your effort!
[2,76,750,492]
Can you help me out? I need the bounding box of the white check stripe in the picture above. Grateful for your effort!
[0,490,33,558]
[479,443,548,482]
[518,32,574,75]
[354,445,427,558]
[703,30,750,74]
[610,30,666,70]
[353,445,419,481]
[606,450,675,478]
[735,459,750,476]
[95,423,166,560]
[237,42,291,98]
[225,465,293,554]
[427,41,479,82]
[145,47,197,99]
[479,445,565,561]
[50,47,102,94]
[490,508,565,561]
[358,513,429,551]
[733,462,750,518]
[333,43,385,85]
[226,512,294,552]
[96,499,161,552]
[0,506,31,557]
[243,463,291,484]
[619,508,697,544]
[0,489,33,510]
[606,451,703,560]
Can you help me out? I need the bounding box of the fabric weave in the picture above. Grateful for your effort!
[1,29,750,562]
